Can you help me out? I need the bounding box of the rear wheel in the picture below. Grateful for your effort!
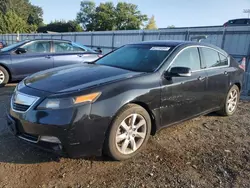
[0,66,9,87]
[104,104,151,161]
[218,85,239,116]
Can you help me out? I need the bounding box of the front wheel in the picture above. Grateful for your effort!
[104,104,151,161]
[0,66,9,87]
[218,85,240,116]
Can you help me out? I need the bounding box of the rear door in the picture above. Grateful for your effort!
[200,47,230,109]
[52,41,97,67]
[160,47,208,126]
[10,40,53,80]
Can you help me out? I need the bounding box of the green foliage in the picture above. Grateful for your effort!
[94,2,116,31]
[145,15,157,30]
[115,2,148,30]
[0,0,43,33]
[76,1,148,31]
[0,0,43,26]
[76,1,96,31]
[0,11,36,33]
[37,20,83,33]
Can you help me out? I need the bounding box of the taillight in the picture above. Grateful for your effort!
[239,57,246,71]
[98,54,103,58]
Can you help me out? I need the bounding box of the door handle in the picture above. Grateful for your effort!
[77,54,83,57]
[45,55,51,59]
[198,76,206,81]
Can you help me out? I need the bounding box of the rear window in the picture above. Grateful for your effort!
[96,45,175,72]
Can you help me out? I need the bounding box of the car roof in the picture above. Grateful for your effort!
[129,40,228,56]
[24,39,72,43]
[132,40,223,50]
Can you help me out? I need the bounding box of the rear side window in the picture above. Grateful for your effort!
[54,42,85,53]
[229,19,249,25]
[234,19,247,24]
[201,48,227,68]
[171,47,201,71]
[218,53,228,66]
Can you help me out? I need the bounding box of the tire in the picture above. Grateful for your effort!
[217,85,240,116]
[0,66,9,87]
[104,104,152,161]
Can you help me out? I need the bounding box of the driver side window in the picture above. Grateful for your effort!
[172,47,201,71]
[22,41,51,53]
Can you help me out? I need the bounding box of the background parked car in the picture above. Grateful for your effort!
[0,39,102,86]
[0,41,7,49]
[223,18,250,27]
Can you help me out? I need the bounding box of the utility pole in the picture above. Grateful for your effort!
[243,9,250,18]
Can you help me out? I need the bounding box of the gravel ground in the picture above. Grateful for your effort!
[0,85,250,188]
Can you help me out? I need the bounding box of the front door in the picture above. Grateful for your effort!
[160,47,207,126]
[10,40,53,80]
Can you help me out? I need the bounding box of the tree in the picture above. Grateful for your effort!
[76,1,96,31]
[145,15,157,30]
[0,0,43,29]
[0,11,34,33]
[94,2,116,31]
[115,2,148,30]
[76,1,148,31]
[27,6,44,26]
[37,20,83,33]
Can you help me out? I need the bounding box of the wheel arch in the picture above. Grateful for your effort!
[128,101,158,135]
[234,82,241,91]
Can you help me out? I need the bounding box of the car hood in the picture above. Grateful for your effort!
[24,64,142,93]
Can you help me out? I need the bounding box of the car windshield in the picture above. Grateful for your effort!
[95,45,174,72]
[72,42,95,52]
[0,40,28,52]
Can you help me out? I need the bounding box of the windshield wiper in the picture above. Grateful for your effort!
[84,61,95,64]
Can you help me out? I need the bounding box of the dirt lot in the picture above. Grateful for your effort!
[0,85,250,188]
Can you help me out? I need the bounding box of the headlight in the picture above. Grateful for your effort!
[37,92,101,110]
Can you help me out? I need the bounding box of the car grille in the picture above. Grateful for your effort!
[11,91,39,113]
[12,103,30,112]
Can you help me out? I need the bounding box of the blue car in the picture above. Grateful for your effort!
[0,39,101,86]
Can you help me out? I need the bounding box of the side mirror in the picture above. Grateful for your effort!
[165,67,192,78]
[15,48,27,54]
[94,48,102,54]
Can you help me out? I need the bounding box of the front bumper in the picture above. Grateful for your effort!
[7,86,112,158]
[7,106,111,158]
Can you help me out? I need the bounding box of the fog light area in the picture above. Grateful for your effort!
[40,136,61,144]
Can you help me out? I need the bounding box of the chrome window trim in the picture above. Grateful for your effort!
[11,92,40,114]
[165,45,230,73]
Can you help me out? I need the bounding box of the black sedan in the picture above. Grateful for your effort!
[0,39,101,86]
[7,40,244,160]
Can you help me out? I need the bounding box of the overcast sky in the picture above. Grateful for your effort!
[31,0,250,28]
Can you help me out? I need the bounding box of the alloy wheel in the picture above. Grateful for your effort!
[115,113,147,155]
[227,89,238,113]
[0,70,5,84]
